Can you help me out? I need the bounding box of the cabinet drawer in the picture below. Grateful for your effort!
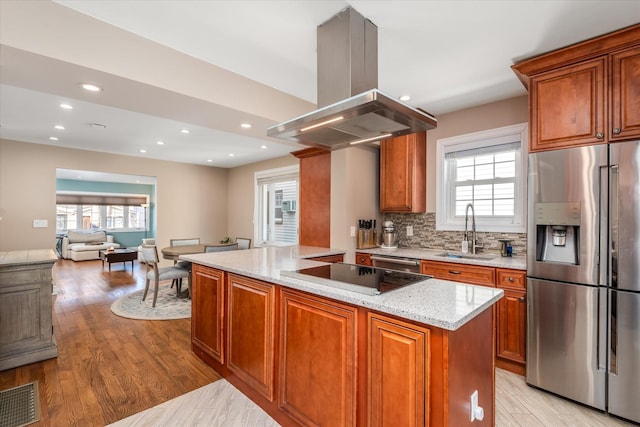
[355,252,372,266]
[421,260,495,286]
[496,269,526,290]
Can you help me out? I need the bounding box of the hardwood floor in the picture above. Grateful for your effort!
[0,259,220,426]
[1,259,635,426]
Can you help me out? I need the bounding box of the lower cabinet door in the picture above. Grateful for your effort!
[279,289,357,427]
[227,274,276,401]
[191,265,225,364]
[368,313,429,427]
[496,288,526,364]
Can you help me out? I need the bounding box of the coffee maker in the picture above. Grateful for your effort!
[380,220,398,249]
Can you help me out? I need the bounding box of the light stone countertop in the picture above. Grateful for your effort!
[182,245,503,331]
[357,247,527,270]
[0,249,59,267]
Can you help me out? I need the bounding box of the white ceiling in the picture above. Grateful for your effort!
[1,1,639,170]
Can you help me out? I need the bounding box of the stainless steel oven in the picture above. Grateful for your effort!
[371,255,421,274]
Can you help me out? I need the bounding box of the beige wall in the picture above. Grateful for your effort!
[331,146,380,263]
[226,155,299,245]
[0,139,228,262]
[426,95,528,211]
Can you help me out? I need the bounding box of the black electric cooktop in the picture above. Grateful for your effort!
[281,263,432,296]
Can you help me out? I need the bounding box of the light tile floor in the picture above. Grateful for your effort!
[110,369,637,426]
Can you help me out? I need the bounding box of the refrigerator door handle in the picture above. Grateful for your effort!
[599,165,610,287]
[597,288,608,371]
[609,290,618,375]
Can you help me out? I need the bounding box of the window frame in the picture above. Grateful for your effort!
[254,165,299,247]
[55,191,149,234]
[435,123,528,233]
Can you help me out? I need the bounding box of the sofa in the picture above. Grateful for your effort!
[61,230,121,261]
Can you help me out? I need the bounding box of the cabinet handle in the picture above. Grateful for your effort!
[508,276,514,282]
[613,128,621,135]
[596,132,604,139]
[519,297,525,303]
[448,270,461,275]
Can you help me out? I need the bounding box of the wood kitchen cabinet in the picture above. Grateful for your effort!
[529,57,606,151]
[611,45,640,142]
[495,269,526,375]
[422,260,528,375]
[292,147,331,247]
[191,264,225,365]
[355,252,372,266]
[380,132,426,213]
[279,289,357,427]
[227,274,276,401]
[512,24,640,151]
[421,260,496,286]
[368,313,429,427]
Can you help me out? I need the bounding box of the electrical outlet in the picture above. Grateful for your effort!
[406,225,413,236]
[350,226,356,237]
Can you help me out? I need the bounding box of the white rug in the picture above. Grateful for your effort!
[110,284,191,320]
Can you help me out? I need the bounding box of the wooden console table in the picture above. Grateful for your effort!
[0,249,58,370]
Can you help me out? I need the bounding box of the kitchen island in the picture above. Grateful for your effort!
[183,245,502,426]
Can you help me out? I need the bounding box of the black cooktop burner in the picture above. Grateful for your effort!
[281,263,432,296]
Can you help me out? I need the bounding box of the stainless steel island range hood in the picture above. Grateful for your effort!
[267,7,437,150]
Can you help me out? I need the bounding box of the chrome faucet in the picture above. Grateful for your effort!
[464,203,483,254]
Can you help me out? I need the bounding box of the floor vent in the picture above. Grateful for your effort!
[0,382,40,427]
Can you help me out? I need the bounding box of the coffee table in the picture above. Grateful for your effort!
[99,249,138,272]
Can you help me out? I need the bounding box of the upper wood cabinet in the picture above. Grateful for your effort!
[512,24,640,152]
[380,132,426,213]
[610,45,640,141]
[529,57,606,151]
[191,264,225,365]
[292,148,331,247]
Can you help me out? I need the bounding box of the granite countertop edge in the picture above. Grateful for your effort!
[183,246,503,331]
[356,247,527,270]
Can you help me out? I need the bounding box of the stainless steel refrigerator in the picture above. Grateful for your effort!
[527,141,640,424]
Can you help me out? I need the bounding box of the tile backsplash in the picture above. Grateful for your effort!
[384,212,527,256]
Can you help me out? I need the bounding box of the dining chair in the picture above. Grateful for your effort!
[205,243,239,252]
[235,237,252,250]
[170,238,200,247]
[140,245,189,307]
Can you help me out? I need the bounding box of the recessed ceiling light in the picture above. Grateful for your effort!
[54,125,65,130]
[60,103,73,110]
[260,145,268,149]
[49,136,59,141]
[207,159,213,163]
[156,141,165,145]
[240,123,252,129]
[139,149,147,153]
[399,95,411,101]
[180,129,190,134]
[81,83,102,92]
[229,153,235,157]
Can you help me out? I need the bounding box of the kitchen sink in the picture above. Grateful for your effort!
[435,252,496,261]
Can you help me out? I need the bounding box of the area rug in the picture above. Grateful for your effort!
[110,284,191,320]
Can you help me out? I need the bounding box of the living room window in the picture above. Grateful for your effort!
[56,193,148,234]
[435,123,527,233]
